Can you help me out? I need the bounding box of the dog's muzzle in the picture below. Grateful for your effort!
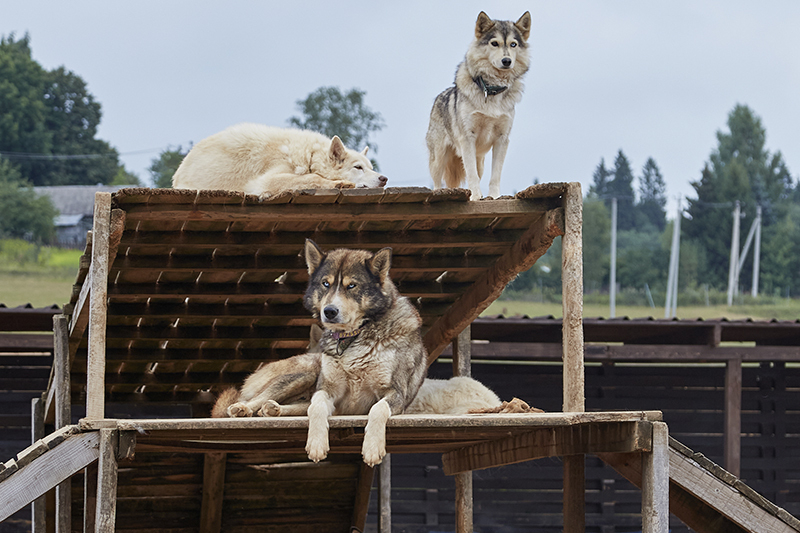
[323,305,339,322]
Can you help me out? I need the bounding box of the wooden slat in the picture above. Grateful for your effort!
[199,452,226,533]
[95,429,119,533]
[0,432,100,522]
[86,192,111,420]
[442,421,651,475]
[30,397,45,533]
[642,421,669,533]
[351,462,374,533]
[119,196,560,222]
[725,357,742,477]
[423,208,563,363]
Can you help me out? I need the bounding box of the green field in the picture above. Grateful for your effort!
[1,240,797,320]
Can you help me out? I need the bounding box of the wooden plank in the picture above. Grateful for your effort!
[95,429,118,533]
[119,196,560,222]
[599,439,795,533]
[562,182,584,413]
[83,462,98,533]
[53,315,71,430]
[642,422,669,533]
[86,192,111,420]
[0,432,100,522]
[451,326,471,378]
[30,397,45,533]
[563,455,585,533]
[423,208,563,363]
[454,469,473,533]
[199,452,226,533]
[442,421,651,475]
[725,357,742,477]
[353,462,375,533]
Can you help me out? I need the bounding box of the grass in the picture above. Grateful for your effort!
[483,299,799,321]
[0,239,82,308]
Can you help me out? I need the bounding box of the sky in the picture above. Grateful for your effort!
[3,1,800,216]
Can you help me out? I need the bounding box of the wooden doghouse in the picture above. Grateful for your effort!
[3,184,671,533]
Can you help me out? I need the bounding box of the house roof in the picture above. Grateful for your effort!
[34,185,135,216]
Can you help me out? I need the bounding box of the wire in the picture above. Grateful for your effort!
[0,146,173,161]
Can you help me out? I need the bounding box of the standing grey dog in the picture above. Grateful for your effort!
[426,11,531,200]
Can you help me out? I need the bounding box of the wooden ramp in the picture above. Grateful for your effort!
[2,184,792,532]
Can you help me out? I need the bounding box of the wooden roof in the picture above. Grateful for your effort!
[62,185,567,412]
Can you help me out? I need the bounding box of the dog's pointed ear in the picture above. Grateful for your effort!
[475,11,495,37]
[361,146,369,157]
[515,11,531,41]
[329,136,347,165]
[367,247,392,284]
[305,239,326,275]
[308,323,323,351]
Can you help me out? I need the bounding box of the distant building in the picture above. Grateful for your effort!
[34,185,135,248]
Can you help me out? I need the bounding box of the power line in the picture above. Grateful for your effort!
[0,146,173,161]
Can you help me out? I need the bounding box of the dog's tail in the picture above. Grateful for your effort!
[211,387,239,418]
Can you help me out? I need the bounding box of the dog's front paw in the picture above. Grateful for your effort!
[306,434,329,463]
[258,400,281,417]
[226,402,253,417]
[361,432,386,466]
[334,181,356,189]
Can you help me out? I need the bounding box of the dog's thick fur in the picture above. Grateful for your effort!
[426,11,531,200]
[213,359,502,419]
[172,123,387,196]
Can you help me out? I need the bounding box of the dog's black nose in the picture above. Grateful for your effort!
[502,57,512,67]
[378,175,388,187]
[323,306,339,321]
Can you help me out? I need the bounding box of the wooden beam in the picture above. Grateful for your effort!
[120,195,561,222]
[642,422,669,533]
[598,438,798,533]
[442,421,651,475]
[86,192,112,420]
[94,429,118,533]
[30,397,46,533]
[53,315,71,430]
[423,208,563,363]
[199,452,226,533]
[0,432,100,522]
[562,182,584,413]
[725,357,742,477]
[563,455,585,533]
[83,462,98,533]
[452,326,473,533]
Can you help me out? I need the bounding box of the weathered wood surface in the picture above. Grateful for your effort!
[86,192,111,420]
[442,421,652,475]
[642,422,669,533]
[599,437,800,533]
[199,452,226,533]
[0,431,99,522]
[351,462,374,533]
[95,429,119,533]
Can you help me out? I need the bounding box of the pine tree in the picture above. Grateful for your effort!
[637,157,667,231]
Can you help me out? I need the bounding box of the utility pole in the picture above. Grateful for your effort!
[665,198,681,318]
[726,201,741,306]
[751,205,762,298]
[609,197,617,318]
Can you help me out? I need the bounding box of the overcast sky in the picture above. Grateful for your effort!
[4,1,799,216]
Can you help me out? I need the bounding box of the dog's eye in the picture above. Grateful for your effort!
[322,280,330,288]
[347,283,356,290]
[491,41,499,47]
[510,42,517,48]
[354,165,363,171]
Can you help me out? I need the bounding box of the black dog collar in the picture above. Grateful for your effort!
[475,76,508,102]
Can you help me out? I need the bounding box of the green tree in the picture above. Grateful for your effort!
[287,86,384,168]
[637,157,667,232]
[0,33,125,186]
[588,158,610,199]
[606,150,637,230]
[685,104,792,289]
[150,146,189,188]
[0,157,56,242]
[583,199,610,292]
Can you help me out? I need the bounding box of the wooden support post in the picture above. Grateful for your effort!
[30,397,46,533]
[562,182,585,533]
[452,325,471,378]
[95,429,118,533]
[642,422,669,533]
[86,192,111,420]
[351,463,374,533]
[199,453,227,533]
[377,455,391,533]
[724,357,742,477]
[53,314,72,533]
[83,463,98,533]
[452,326,473,533]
